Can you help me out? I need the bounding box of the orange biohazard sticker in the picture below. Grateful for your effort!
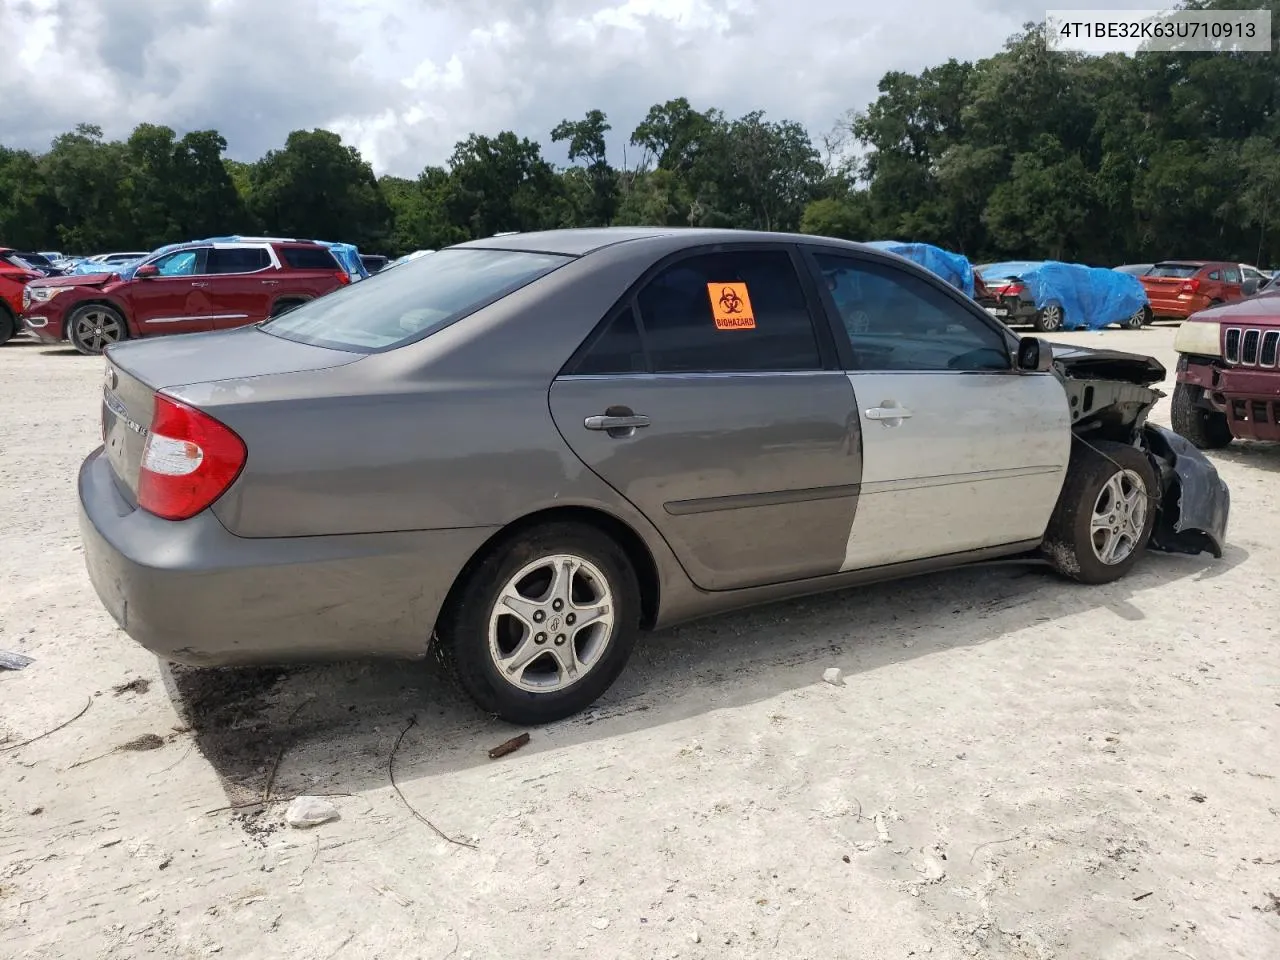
[707,282,756,330]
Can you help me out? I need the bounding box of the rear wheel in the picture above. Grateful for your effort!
[1170,381,1233,449]
[67,304,127,355]
[1034,303,1064,333]
[269,298,308,318]
[0,305,15,345]
[437,522,642,724]
[1042,440,1157,585]
[1123,306,1149,330]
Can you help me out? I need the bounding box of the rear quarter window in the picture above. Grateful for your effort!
[261,248,572,352]
[280,246,342,271]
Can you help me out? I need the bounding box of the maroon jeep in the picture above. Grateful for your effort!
[1171,294,1280,447]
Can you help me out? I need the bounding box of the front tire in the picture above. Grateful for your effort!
[1170,381,1233,449]
[1034,303,1064,333]
[0,305,15,345]
[1042,440,1157,585]
[437,522,642,725]
[67,303,128,355]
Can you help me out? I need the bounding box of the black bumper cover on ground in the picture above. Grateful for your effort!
[1142,424,1230,558]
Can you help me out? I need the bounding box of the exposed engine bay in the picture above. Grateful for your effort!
[1049,342,1229,558]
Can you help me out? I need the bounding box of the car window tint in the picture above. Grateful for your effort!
[1149,263,1199,278]
[262,248,571,353]
[1223,267,1241,283]
[569,307,647,375]
[280,246,341,271]
[207,247,270,274]
[814,253,1010,372]
[634,250,820,373]
[153,251,199,277]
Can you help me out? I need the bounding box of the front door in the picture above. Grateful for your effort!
[550,246,861,591]
[805,249,1072,571]
[128,248,214,335]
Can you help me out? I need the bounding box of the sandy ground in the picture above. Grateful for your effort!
[1,325,1277,960]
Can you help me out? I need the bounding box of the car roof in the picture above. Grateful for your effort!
[449,226,894,258]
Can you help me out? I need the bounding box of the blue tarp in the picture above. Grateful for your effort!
[866,240,975,297]
[981,260,1150,330]
[71,257,141,275]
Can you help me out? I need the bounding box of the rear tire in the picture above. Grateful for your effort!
[1042,440,1157,585]
[269,299,308,318]
[437,522,642,725]
[0,305,15,345]
[1034,303,1064,333]
[1170,381,1233,450]
[67,303,128,355]
[1123,306,1149,330]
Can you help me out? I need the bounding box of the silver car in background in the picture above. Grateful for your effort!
[80,228,1229,724]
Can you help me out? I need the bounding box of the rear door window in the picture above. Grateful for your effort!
[1222,266,1241,283]
[633,249,822,373]
[207,247,271,274]
[262,247,571,352]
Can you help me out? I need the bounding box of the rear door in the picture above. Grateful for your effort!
[204,245,275,328]
[127,248,214,335]
[277,245,346,301]
[802,248,1071,571]
[549,245,861,591]
[1219,264,1244,302]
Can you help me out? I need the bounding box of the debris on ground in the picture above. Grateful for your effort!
[285,796,340,828]
[1256,892,1280,915]
[0,650,34,670]
[822,667,845,686]
[121,733,165,751]
[112,677,151,696]
[488,732,531,759]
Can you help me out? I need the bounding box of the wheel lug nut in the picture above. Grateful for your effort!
[566,613,576,625]
[535,633,547,644]
[555,635,566,645]
[533,610,545,623]
[552,600,564,611]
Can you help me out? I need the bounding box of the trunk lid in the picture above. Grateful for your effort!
[101,326,362,503]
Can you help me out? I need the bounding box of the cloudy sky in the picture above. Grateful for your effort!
[3,0,1110,177]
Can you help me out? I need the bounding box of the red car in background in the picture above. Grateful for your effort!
[1140,260,1247,321]
[0,248,45,345]
[22,240,350,355]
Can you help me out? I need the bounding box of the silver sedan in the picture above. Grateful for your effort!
[80,228,1229,723]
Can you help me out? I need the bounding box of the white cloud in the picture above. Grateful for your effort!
[2,0,1114,177]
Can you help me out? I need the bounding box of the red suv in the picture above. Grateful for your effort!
[1139,260,1247,321]
[22,240,350,355]
[0,248,44,345]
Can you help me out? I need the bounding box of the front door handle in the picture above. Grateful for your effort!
[865,404,913,421]
[584,414,651,431]
[261,279,280,286]
[190,281,209,288]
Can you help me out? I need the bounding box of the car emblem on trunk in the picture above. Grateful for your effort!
[103,389,146,436]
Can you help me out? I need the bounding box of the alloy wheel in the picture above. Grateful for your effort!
[1090,469,1148,565]
[74,309,124,353]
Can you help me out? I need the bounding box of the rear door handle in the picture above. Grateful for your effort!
[190,281,209,288]
[865,405,913,421]
[584,414,651,431]
[262,279,280,286]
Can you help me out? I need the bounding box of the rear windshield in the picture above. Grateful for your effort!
[1149,263,1200,278]
[261,248,572,352]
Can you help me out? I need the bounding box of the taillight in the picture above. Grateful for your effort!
[137,394,246,521]
[1181,278,1201,294]
[998,282,1024,296]
[335,270,351,285]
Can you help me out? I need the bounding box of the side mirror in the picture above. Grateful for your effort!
[1242,278,1259,296]
[134,264,159,279]
[1016,336,1054,372]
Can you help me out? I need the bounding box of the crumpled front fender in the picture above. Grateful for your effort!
[1141,424,1230,558]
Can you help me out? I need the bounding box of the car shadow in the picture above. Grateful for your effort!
[1209,440,1280,475]
[163,543,1246,818]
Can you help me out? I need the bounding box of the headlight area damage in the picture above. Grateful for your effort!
[1050,343,1230,558]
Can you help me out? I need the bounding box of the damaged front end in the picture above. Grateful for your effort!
[1051,342,1230,558]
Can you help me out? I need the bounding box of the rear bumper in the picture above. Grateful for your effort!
[1147,294,1208,319]
[1177,358,1280,442]
[78,447,497,665]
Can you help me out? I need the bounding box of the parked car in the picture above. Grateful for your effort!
[22,239,350,355]
[976,261,1149,331]
[1140,261,1247,320]
[70,252,152,276]
[15,251,65,276]
[384,249,435,270]
[1114,263,1154,276]
[0,248,45,344]
[863,241,975,295]
[1240,264,1270,286]
[360,254,390,275]
[80,228,1229,724]
[1172,295,1280,447]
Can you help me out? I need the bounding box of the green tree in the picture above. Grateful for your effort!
[445,131,563,237]
[551,109,618,226]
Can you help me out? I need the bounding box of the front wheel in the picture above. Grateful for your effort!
[67,303,128,355]
[0,306,15,345]
[1034,303,1064,333]
[437,523,642,724]
[1170,381,1233,449]
[1042,440,1157,585]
